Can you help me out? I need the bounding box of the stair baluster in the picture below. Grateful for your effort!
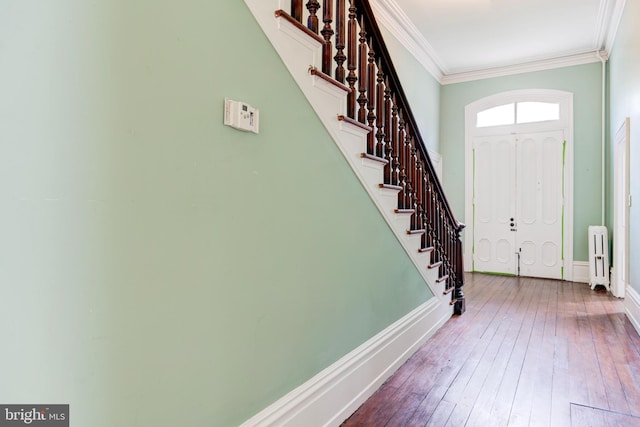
[383,80,393,183]
[397,113,408,209]
[375,61,386,158]
[346,1,358,118]
[357,17,368,124]
[291,0,303,22]
[366,43,377,154]
[415,160,424,231]
[321,0,334,75]
[421,171,430,249]
[408,138,418,229]
[306,0,320,33]
[334,0,346,83]
[389,95,399,186]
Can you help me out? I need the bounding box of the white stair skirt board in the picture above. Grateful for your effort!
[626,286,640,337]
[244,0,449,305]
[239,298,449,427]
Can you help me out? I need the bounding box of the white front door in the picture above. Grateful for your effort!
[473,130,564,279]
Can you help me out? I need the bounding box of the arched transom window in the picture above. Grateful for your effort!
[476,101,560,128]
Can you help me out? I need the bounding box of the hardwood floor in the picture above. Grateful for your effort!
[341,273,640,427]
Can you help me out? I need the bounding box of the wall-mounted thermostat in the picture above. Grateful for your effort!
[224,98,259,134]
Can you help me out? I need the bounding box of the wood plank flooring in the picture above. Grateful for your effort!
[341,273,640,427]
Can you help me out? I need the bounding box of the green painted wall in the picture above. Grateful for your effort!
[378,27,441,153]
[440,63,603,262]
[608,0,640,292]
[0,1,435,426]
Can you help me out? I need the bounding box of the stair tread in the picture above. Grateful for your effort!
[337,115,373,132]
[379,183,403,191]
[436,274,449,283]
[428,261,443,269]
[419,246,435,253]
[395,208,415,215]
[309,67,351,93]
[360,153,389,164]
[407,229,426,235]
[274,10,324,45]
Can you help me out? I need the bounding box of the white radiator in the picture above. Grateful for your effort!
[588,226,610,290]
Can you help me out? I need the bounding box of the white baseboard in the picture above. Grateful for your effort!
[240,298,450,427]
[571,261,590,283]
[625,285,640,336]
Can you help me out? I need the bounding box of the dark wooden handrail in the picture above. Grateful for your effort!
[282,0,465,314]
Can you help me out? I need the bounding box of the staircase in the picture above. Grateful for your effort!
[245,0,465,315]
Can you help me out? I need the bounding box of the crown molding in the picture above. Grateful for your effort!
[605,0,626,53]
[371,0,626,85]
[440,51,606,85]
[594,0,627,53]
[594,0,613,49]
[369,0,445,81]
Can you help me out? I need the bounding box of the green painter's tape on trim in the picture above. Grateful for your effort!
[561,140,567,279]
[472,148,476,271]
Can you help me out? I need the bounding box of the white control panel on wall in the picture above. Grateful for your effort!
[224,98,259,134]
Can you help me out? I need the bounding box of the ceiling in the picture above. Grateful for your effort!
[371,0,626,83]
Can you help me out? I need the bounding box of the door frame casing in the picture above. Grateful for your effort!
[464,89,574,280]
[612,117,630,298]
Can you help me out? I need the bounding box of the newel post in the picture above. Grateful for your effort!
[453,224,466,315]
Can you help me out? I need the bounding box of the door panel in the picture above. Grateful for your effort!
[473,136,516,274]
[516,131,563,279]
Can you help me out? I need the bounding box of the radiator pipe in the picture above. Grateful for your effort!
[597,50,608,226]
